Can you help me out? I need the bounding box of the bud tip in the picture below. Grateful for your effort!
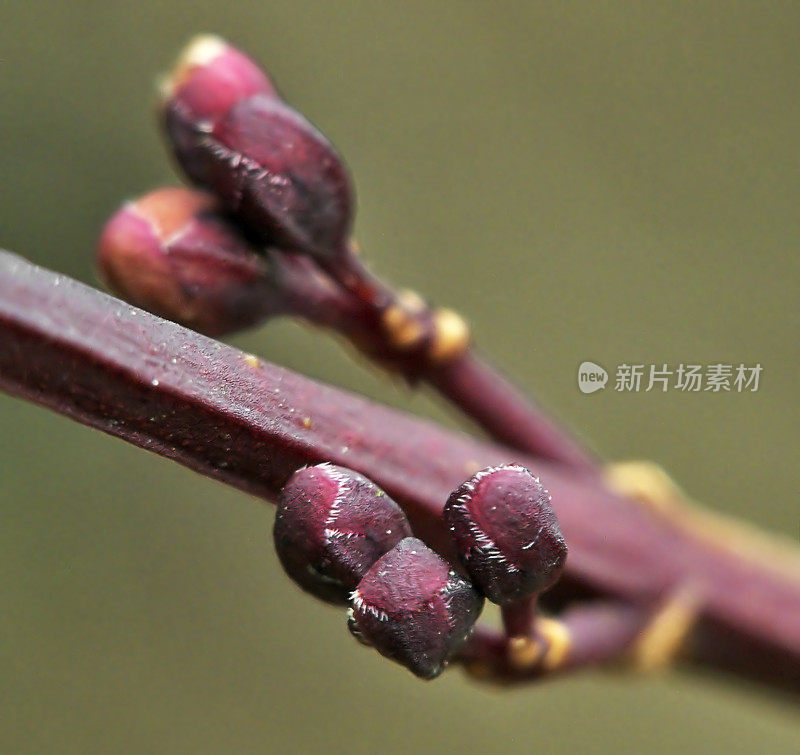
[160,34,228,100]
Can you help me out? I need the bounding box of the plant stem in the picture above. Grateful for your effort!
[501,599,538,639]
[459,602,649,683]
[427,350,596,471]
[290,247,598,470]
[1,249,798,694]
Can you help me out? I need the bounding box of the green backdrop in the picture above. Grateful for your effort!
[1,2,798,752]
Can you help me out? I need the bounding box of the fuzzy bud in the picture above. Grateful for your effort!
[348,537,484,679]
[97,187,285,335]
[444,465,567,605]
[273,464,413,605]
[162,37,353,261]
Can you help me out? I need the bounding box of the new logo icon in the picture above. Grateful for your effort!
[577,361,608,394]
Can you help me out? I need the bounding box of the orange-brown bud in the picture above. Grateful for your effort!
[97,187,283,335]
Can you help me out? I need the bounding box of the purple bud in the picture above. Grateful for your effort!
[273,464,412,605]
[162,39,353,262]
[348,537,484,679]
[443,465,567,605]
[97,187,287,336]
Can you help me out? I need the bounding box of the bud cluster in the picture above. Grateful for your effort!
[94,36,570,678]
[274,464,483,678]
[97,36,471,373]
[273,462,566,679]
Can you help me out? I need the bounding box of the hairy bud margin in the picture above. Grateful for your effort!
[273,464,412,604]
[444,464,567,605]
[348,537,484,679]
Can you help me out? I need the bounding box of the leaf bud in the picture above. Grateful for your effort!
[443,465,567,605]
[97,187,285,335]
[273,464,412,605]
[348,537,484,679]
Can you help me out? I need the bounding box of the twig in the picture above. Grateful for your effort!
[1,249,799,693]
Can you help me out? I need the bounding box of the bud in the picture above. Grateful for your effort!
[160,35,278,123]
[97,187,284,336]
[443,465,567,605]
[273,464,412,605]
[348,537,484,679]
[162,37,353,261]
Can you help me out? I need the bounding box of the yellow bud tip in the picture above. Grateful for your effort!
[604,460,683,514]
[632,587,700,672]
[243,353,260,368]
[180,34,228,68]
[382,304,426,350]
[396,288,427,314]
[160,34,228,100]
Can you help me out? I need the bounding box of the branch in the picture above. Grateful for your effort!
[457,601,650,683]
[318,251,599,471]
[1,249,799,693]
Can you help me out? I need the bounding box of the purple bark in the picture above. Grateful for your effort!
[0,249,798,692]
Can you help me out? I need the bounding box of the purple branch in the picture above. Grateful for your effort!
[1,249,799,693]
[460,602,649,683]
[427,350,596,471]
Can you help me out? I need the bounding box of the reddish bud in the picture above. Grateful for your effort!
[348,537,484,679]
[162,38,353,261]
[160,35,278,123]
[443,465,567,605]
[273,464,412,605]
[97,187,285,336]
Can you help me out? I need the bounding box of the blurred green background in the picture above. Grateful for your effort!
[1,2,798,752]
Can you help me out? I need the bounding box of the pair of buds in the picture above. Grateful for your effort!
[98,34,352,338]
[99,36,462,369]
[273,463,566,679]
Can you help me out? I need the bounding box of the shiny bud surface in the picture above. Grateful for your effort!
[162,38,353,261]
[348,537,484,679]
[273,464,412,604]
[444,465,567,605]
[97,187,283,335]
